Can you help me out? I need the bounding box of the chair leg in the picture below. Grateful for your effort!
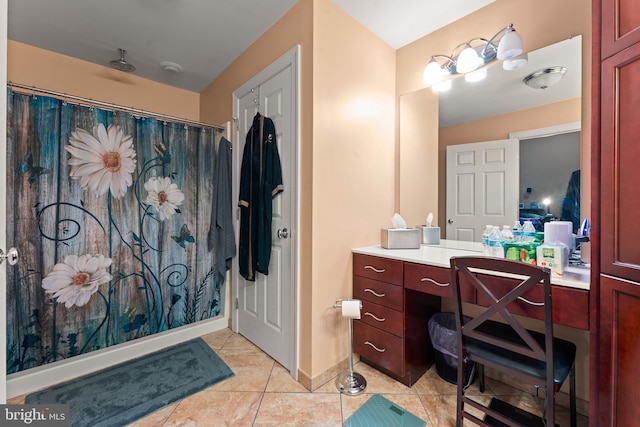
[570,362,577,427]
[478,363,485,393]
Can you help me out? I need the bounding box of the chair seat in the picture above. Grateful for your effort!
[466,319,576,387]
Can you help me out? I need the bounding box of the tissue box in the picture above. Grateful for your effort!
[536,243,569,276]
[381,228,421,249]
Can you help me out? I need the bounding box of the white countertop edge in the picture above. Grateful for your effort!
[352,243,590,291]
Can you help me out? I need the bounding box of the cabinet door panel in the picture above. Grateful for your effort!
[353,321,404,376]
[404,262,475,302]
[353,254,403,286]
[599,274,640,426]
[353,276,403,311]
[601,43,640,282]
[602,0,640,58]
[359,300,403,337]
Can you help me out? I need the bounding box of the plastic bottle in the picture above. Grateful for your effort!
[488,226,505,258]
[501,225,514,244]
[522,220,536,243]
[482,225,493,255]
[512,220,523,242]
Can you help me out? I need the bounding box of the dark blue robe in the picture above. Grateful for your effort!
[238,113,283,281]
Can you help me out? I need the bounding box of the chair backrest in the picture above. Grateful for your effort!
[449,256,553,378]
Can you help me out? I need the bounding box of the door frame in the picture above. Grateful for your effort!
[509,121,581,140]
[1,0,8,403]
[231,46,299,378]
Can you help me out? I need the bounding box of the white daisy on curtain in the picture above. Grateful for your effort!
[65,123,137,199]
[42,254,113,308]
[144,176,186,221]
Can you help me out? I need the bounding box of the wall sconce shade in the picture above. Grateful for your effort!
[457,43,482,73]
[423,55,454,85]
[496,25,523,59]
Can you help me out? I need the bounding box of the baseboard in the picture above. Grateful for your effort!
[6,315,229,399]
[297,354,361,392]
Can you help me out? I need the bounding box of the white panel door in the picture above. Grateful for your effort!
[446,139,519,242]
[232,47,298,376]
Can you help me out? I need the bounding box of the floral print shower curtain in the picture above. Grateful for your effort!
[6,89,225,374]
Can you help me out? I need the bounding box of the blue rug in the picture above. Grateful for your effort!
[344,394,426,427]
[25,337,234,427]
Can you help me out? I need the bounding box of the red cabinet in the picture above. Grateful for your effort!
[595,0,640,424]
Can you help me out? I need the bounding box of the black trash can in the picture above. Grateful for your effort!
[428,312,475,385]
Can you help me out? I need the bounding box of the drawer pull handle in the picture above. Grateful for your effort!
[420,277,449,287]
[364,341,386,353]
[364,312,386,322]
[364,288,385,298]
[364,265,386,273]
[517,296,544,306]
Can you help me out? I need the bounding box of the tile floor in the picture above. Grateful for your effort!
[9,328,589,426]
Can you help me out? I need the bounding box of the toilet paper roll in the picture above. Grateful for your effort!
[341,300,361,319]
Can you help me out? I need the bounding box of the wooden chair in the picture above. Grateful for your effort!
[449,256,576,427]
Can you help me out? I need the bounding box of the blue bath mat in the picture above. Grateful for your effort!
[25,337,234,427]
[345,394,426,427]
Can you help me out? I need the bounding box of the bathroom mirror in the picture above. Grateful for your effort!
[402,36,583,239]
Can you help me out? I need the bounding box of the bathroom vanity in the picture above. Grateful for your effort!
[351,240,590,386]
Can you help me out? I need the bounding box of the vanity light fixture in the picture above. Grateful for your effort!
[422,23,524,87]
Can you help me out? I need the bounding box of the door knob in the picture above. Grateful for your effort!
[0,247,19,266]
[277,228,289,239]
[447,219,454,224]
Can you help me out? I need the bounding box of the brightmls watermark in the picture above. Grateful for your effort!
[1,405,69,426]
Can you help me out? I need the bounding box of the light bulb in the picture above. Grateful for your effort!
[456,44,482,73]
[423,60,443,85]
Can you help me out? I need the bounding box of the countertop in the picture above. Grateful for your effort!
[352,239,590,290]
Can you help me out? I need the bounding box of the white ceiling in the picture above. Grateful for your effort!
[7,0,495,92]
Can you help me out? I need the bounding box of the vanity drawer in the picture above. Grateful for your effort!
[404,262,475,302]
[353,254,403,286]
[360,299,403,337]
[354,276,403,311]
[475,274,589,330]
[353,321,404,376]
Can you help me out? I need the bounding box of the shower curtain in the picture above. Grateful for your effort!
[5,89,225,374]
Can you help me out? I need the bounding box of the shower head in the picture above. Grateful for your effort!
[109,48,136,73]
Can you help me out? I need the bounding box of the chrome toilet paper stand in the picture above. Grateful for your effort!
[333,299,367,395]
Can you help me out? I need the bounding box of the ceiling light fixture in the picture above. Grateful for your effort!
[160,61,184,74]
[523,66,567,89]
[422,23,524,88]
[109,48,136,73]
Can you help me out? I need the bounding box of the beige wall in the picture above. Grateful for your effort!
[7,41,200,120]
[311,0,396,376]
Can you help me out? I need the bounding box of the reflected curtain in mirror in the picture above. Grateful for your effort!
[5,89,224,374]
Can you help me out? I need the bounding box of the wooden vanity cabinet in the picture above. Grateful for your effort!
[352,254,438,386]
